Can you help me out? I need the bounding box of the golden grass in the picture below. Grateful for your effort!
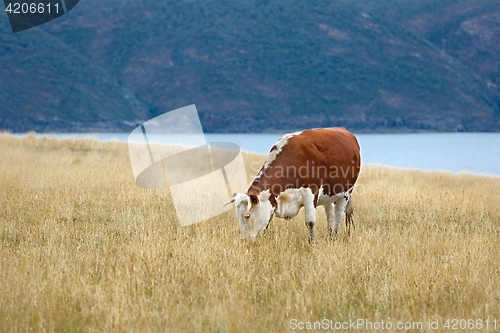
[0,133,499,332]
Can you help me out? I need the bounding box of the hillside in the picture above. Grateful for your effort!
[0,18,150,132]
[356,0,500,89]
[1,0,499,132]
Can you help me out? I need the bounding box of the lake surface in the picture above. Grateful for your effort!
[25,132,500,176]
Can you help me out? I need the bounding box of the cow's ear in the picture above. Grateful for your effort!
[229,193,248,206]
[249,194,259,205]
[258,190,271,203]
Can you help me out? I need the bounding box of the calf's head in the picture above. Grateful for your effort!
[226,191,274,240]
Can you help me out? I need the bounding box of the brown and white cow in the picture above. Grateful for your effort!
[226,127,361,242]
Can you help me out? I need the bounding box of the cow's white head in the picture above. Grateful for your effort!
[226,190,274,240]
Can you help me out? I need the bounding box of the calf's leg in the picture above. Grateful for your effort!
[303,191,316,243]
[330,196,349,240]
[324,203,336,240]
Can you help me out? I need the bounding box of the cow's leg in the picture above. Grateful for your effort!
[344,193,354,236]
[302,189,316,243]
[324,203,336,240]
[331,196,349,239]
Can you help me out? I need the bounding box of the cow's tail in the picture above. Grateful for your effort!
[345,194,355,236]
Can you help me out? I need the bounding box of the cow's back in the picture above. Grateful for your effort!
[250,127,360,201]
[285,127,359,170]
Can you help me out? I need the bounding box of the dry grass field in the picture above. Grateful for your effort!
[1,133,499,332]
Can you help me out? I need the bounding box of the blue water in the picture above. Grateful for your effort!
[24,132,500,176]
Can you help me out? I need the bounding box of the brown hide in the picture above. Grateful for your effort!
[248,127,360,207]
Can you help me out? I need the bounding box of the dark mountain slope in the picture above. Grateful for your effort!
[0,16,150,132]
[1,0,499,132]
[356,0,500,93]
